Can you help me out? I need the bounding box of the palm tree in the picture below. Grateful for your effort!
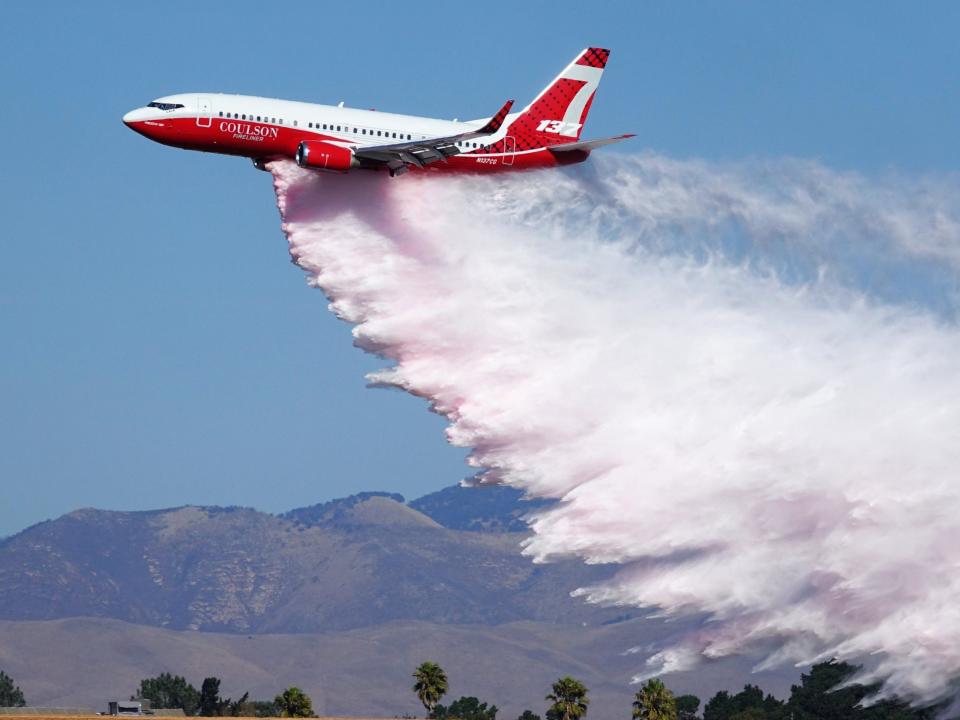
[274,687,314,718]
[413,661,448,717]
[546,677,589,720]
[632,678,677,720]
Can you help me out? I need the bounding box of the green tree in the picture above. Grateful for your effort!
[0,671,26,707]
[413,661,449,716]
[703,691,732,720]
[200,677,227,716]
[518,712,541,720]
[787,661,936,720]
[274,687,313,718]
[545,677,589,720]
[704,685,786,720]
[788,661,885,720]
[675,695,700,720]
[225,692,250,717]
[237,699,278,717]
[728,710,765,720]
[431,696,498,720]
[135,673,200,716]
[632,678,677,720]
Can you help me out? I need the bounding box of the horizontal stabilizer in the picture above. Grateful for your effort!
[548,133,635,153]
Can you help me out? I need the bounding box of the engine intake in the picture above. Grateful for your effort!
[295,141,357,172]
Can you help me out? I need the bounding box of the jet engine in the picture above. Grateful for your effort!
[295,141,357,172]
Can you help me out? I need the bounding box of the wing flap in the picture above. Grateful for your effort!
[354,99,514,173]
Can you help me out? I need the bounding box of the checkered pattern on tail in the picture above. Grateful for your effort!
[485,48,610,155]
[576,47,610,68]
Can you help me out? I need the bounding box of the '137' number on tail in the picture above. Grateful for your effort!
[536,119,582,137]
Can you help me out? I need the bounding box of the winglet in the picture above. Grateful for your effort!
[478,100,514,134]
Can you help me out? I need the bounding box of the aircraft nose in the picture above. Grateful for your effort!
[122,107,147,126]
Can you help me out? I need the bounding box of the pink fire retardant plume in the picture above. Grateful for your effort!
[269,155,960,704]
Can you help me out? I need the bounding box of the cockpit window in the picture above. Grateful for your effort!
[147,102,185,111]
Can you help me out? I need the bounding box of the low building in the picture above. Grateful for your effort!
[107,701,147,716]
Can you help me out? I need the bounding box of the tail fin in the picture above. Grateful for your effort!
[506,47,610,150]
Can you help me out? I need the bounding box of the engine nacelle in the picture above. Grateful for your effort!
[295,141,357,172]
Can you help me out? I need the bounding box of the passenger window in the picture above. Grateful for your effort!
[293,120,297,127]
[218,112,223,117]
[392,132,397,138]
[242,114,246,120]
[323,124,327,130]
[353,128,358,133]
[257,116,261,122]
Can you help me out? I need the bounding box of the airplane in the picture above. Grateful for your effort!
[122,48,632,177]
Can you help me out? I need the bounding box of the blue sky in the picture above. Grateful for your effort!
[1,1,958,538]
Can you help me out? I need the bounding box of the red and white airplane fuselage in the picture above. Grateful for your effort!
[123,48,631,176]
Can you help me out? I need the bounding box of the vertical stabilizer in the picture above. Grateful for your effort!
[505,47,610,150]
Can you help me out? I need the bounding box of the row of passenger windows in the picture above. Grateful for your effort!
[307,121,413,140]
[215,110,490,150]
[217,110,421,141]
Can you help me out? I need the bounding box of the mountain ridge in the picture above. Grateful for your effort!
[0,486,619,634]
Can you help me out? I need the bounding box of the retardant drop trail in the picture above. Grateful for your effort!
[270,155,960,704]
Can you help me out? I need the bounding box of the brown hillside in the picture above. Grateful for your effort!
[0,617,794,719]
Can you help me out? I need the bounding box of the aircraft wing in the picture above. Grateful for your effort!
[354,99,513,175]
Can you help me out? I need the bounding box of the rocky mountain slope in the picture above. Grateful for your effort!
[0,488,620,633]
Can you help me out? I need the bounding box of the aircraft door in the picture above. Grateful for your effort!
[197,96,212,128]
[502,135,515,165]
